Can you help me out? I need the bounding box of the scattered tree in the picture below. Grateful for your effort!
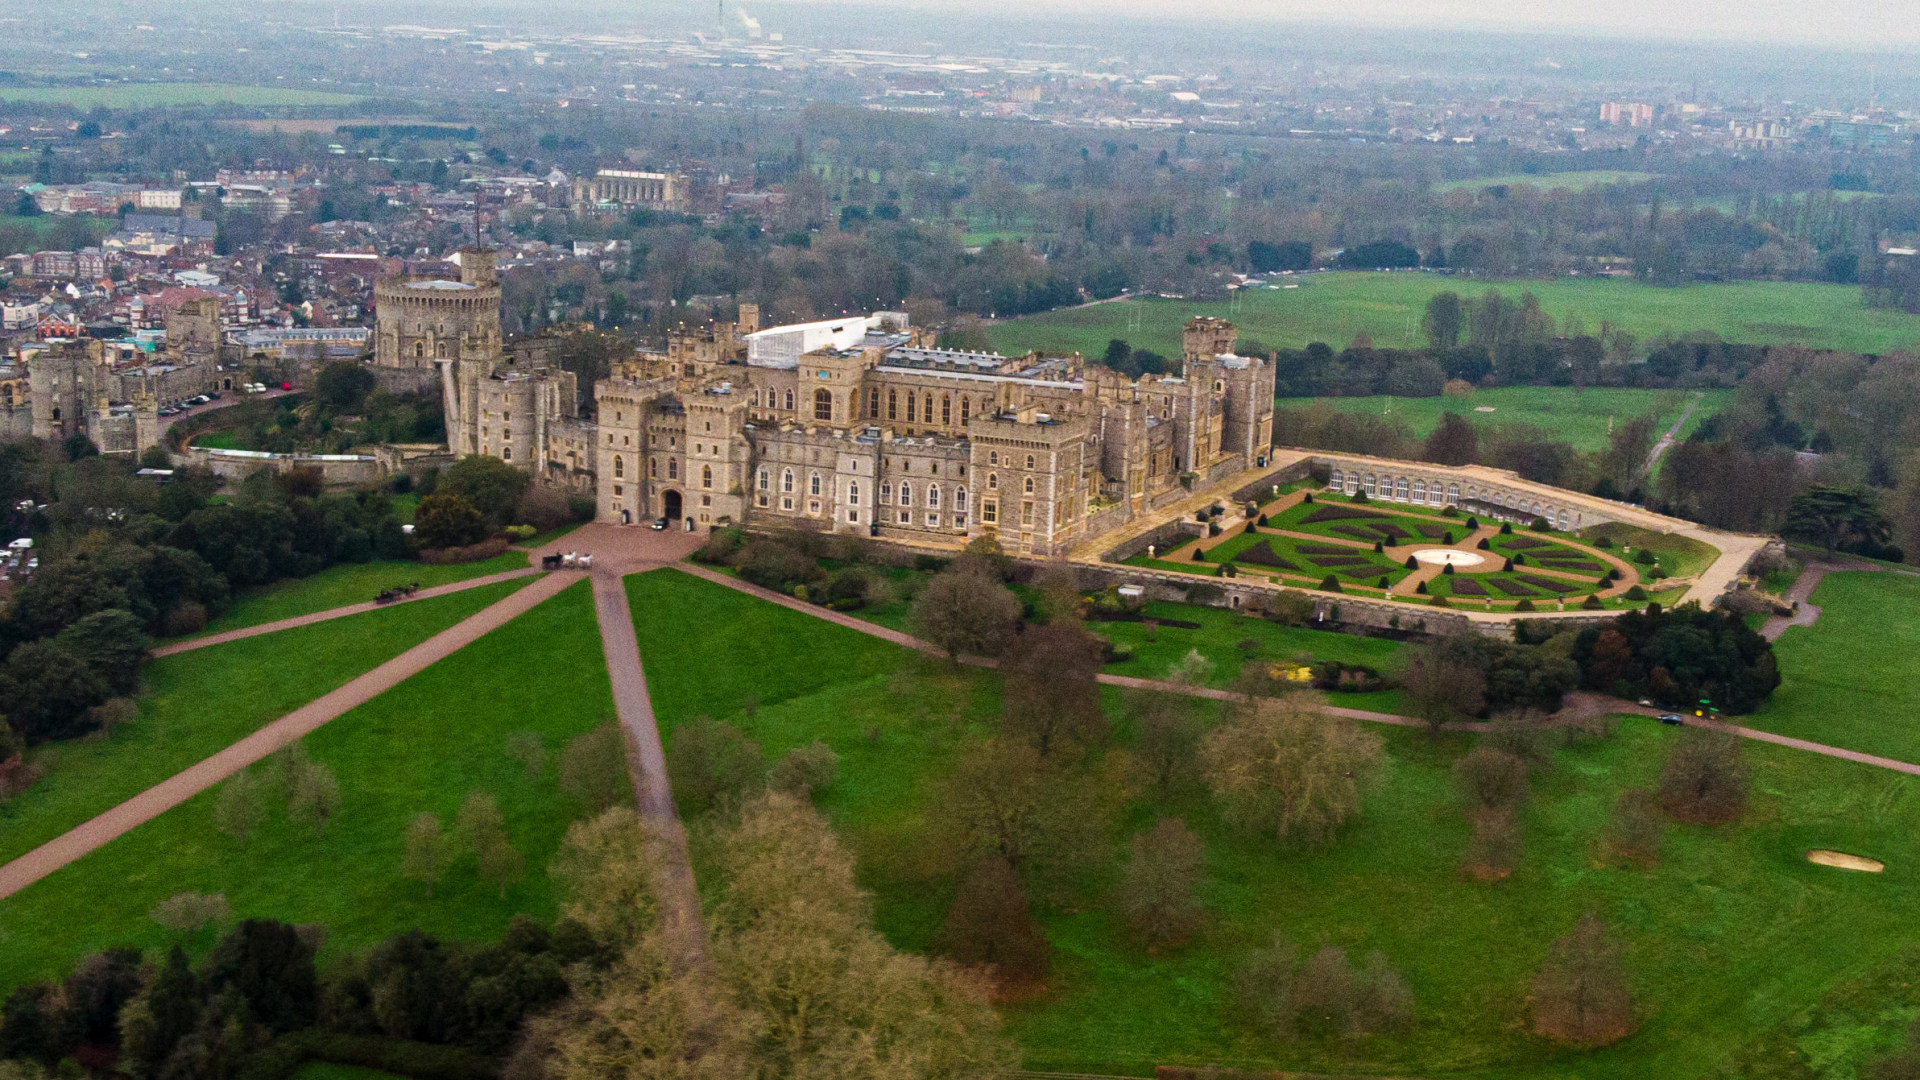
[1453,746,1530,811]
[1658,728,1749,824]
[767,740,839,798]
[285,755,340,837]
[558,722,630,814]
[927,736,1121,902]
[666,717,764,815]
[401,813,453,897]
[1782,484,1894,560]
[149,893,231,937]
[1200,700,1385,847]
[213,769,267,848]
[457,792,523,898]
[1116,818,1206,947]
[412,493,488,549]
[1532,912,1637,1047]
[1463,807,1520,880]
[910,564,1020,662]
[1607,787,1664,865]
[937,855,1051,985]
[1401,649,1487,732]
[1129,689,1204,800]
[505,731,546,778]
[1000,621,1108,757]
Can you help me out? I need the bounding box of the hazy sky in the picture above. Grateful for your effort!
[754,0,1920,49]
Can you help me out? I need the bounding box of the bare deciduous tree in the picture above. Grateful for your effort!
[559,722,631,815]
[909,564,1020,662]
[213,769,266,848]
[767,740,839,798]
[149,892,230,936]
[1401,650,1487,732]
[1199,700,1385,847]
[1607,787,1664,865]
[1658,728,1750,824]
[1116,818,1206,948]
[937,855,1050,985]
[1533,912,1637,1047]
[1453,746,1530,812]
[401,812,452,897]
[1000,621,1108,758]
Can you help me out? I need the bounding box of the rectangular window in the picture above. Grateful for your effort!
[781,496,794,511]
[982,500,998,524]
[1022,501,1035,526]
[926,513,939,527]
[899,510,911,524]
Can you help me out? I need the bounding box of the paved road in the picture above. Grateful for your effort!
[1642,390,1704,478]
[0,571,584,901]
[677,561,1920,778]
[590,569,708,966]
[153,568,543,657]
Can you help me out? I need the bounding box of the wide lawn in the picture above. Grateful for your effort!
[1751,571,1920,765]
[0,578,533,866]
[626,568,1920,1078]
[1293,386,1732,454]
[194,551,530,635]
[1091,599,1405,693]
[986,272,1920,357]
[0,580,614,988]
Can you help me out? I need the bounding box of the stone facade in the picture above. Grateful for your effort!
[372,249,502,370]
[397,251,1274,555]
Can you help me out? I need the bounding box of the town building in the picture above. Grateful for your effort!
[569,169,690,214]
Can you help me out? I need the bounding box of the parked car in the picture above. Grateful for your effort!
[1657,714,1686,726]
[651,517,668,531]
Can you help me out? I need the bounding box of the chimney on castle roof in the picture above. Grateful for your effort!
[459,248,497,288]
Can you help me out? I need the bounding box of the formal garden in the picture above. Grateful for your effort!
[1122,483,1703,613]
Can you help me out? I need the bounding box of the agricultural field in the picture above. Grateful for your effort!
[1297,386,1732,453]
[0,83,365,108]
[986,272,1920,358]
[1432,170,1662,194]
[1752,571,1920,764]
[0,580,614,987]
[625,566,1920,1080]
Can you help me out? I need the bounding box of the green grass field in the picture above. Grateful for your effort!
[0,579,533,867]
[1433,170,1662,194]
[195,551,530,636]
[0,580,613,988]
[987,273,1920,357]
[0,214,113,244]
[1753,571,1920,764]
[0,84,364,108]
[1295,387,1732,453]
[1093,599,1406,695]
[622,566,1920,1078]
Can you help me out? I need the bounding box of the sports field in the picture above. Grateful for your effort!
[1298,386,1732,453]
[1433,170,1661,194]
[986,273,1920,358]
[0,83,364,108]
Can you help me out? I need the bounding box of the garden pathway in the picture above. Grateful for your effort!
[151,567,544,657]
[0,570,585,901]
[674,561,1920,779]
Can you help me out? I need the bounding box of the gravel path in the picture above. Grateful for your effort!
[0,571,584,901]
[152,568,544,657]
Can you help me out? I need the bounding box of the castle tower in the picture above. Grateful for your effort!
[1182,316,1238,364]
[459,248,498,288]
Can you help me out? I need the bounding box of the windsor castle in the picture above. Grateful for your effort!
[381,250,1276,556]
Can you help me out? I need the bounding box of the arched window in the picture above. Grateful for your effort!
[809,472,822,496]
[1026,454,1035,469]
[988,472,999,490]
[413,341,424,357]
[906,393,917,423]
[955,487,968,511]
[1447,482,1460,505]
[988,451,999,466]
[1329,469,1344,490]
[960,396,971,425]
[1023,476,1034,494]
[649,458,658,477]
[888,389,898,420]
[1394,476,1408,500]
[758,467,770,491]
[668,458,679,480]
[1412,480,1426,502]
[751,389,761,406]
[702,465,712,488]
[866,388,879,419]
[783,390,794,411]
[848,481,860,506]
[1364,473,1377,496]
[928,483,940,508]
[502,446,511,460]
[899,482,912,506]
[782,468,795,493]
[941,394,952,426]
[814,387,833,421]
[614,455,625,478]
[436,340,449,358]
